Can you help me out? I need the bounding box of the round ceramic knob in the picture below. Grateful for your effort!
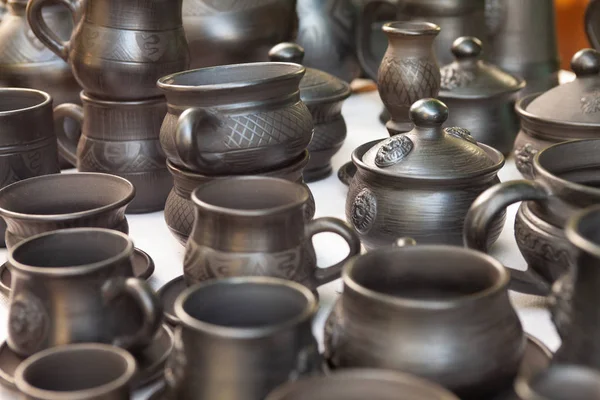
[409,98,449,127]
[451,36,483,60]
[571,48,600,77]
[268,42,305,64]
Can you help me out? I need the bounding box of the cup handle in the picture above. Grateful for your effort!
[463,180,551,296]
[356,0,397,80]
[53,103,83,167]
[306,217,361,286]
[26,0,79,61]
[175,107,225,170]
[586,0,600,50]
[102,277,163,350]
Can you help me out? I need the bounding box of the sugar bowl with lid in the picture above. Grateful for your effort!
[513,48,600,178]
[346,98,505,249]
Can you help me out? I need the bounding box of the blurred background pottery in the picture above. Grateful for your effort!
[183,0,297,69]
[269,43,351,182]
[347,99,504,249]
[324,243,525,399]
[439,37,525,155]
[164,151,315,245]
[158,62,313,175]
[485,0,560,96]
[514,365,600,400]
[0,88,60,248]
[375,21,440,135]
[0,173,134,249]
[183,177,360,291]
[296,0,361,83]
[53,93,171,213]
[513,49,600,179]
[27,0,190,100]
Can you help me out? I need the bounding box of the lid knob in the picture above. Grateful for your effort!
[571,49,600,77]
[268,43,305,64]
[409,98,449,127]
[451,37,483,60]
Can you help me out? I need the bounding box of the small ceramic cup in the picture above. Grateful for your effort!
[15,343,136,400]
[7,228,162,357]
[265,369,460,400]
[183,176,361,291]
[0,172,134,249]
[164,277,321,400]
[52,93,171,213]
[515,364,600,400]
[0,88,62,247]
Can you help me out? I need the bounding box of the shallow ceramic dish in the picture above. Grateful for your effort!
[0,324,173,390]
[157,275,185,326]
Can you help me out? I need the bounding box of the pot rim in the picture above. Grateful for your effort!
[0,173,135,222]
[14,343,136,400]
[0,88,51,116]
[190,176,309,218]
[8,228,134,277]
[157,62,305,93]
[351,140,504,182]
[382,21,440,36]
[533,139,600,198]
[566,204,600,259]
[79,91,165,107]
[516,92,600,129]
[343,245,510,310]
[175,277,317,339]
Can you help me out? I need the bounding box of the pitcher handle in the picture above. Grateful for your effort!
[356,0,397,80]
[463,180,551,296]
[586,0,600,50]
[307,217,361,286]
[53,103,83,167]
[26,0,79,61]
[102,277,163,350]
[175,107,225,171]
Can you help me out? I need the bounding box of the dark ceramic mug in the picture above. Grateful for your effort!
[183,176,361,291]
[0,172,134,249]
[324,239,525,399]
[164,277,321,400]
[53,93,171,213]
[7,228,162,356]
[0,88,61,247]
[266,369,460,400]
[15,343,137,400]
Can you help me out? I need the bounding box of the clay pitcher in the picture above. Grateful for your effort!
[27,0,189,100]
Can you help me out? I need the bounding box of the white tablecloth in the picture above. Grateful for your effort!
[0,88,560,399]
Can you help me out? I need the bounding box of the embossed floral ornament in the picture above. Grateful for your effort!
[445,126,477,144]
[374,135,413,168]
[441,66,475,90]
[351,188,376,234]
[581,91,600,114]
[8,291,49,355]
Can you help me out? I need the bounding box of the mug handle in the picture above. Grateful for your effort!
[102,277,163,350]
[463,180,551,296]
[306,217,361,286]
[175,107,225,170]
[53,103,83,167]
[586,0,600,50]
[356,0,397,80]
[26,0,79,61]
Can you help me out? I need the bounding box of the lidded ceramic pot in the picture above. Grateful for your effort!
[269,43,351,182]
[439,36,525,155]
[346,98,504,249]
[513,49,600,179]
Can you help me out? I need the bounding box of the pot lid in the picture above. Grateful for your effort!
[268,43,351,104]
[362,99,499,178]
[439,37,525,98]
[526,48,600,124]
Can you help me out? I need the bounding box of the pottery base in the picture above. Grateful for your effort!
[304,164,333,183]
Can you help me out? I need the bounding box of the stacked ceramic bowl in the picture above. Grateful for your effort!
[159,61,317,244]
[24,0,190,213]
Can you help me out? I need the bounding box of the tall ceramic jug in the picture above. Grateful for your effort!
[486,0,559,96]
[183,0,297,69]
[357,0,488,80]
[27,0,189,100]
